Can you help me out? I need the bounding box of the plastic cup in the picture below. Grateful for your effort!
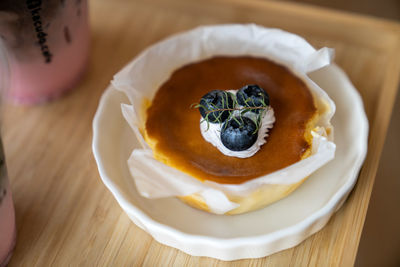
[0,0,90,104]
[0,39,16,267]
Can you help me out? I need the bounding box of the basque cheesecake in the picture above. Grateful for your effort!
[142,55,327,214]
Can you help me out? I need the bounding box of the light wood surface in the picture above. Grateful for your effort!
[4,0,400,266]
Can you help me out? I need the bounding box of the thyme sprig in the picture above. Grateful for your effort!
[192,90,270,134]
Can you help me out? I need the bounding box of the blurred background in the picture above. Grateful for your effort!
[282,0,399,20]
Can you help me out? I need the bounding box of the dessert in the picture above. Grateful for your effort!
[113,24,336,215]
[144,56,328,214]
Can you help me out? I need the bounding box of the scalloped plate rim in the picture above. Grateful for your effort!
[92,64,368,260]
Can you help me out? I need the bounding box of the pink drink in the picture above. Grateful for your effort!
[0,144,15,267]
[0,184,16,267]
[0,0,89,104]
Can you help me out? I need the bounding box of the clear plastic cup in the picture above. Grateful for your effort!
[0,0,90,104]
[0,38,16,267]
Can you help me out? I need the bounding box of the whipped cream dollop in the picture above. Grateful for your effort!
[200,90,275,158]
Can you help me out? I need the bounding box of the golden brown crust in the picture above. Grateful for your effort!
[178,194,211,213]
[144,56,317,184]
[142,56,329,214]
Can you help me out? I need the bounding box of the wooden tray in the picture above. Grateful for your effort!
[5,0,400,265]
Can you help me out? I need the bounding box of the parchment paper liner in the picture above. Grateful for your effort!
[112,24,336,214]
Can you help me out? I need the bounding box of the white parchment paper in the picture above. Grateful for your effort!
[112,24,336,214]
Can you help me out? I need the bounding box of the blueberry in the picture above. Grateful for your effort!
[237,85,270,113]
[221,116,258,151]
[199,90,234,123]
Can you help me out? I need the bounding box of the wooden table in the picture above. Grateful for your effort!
[5,0,400,265]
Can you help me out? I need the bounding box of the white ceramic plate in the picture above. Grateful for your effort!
[92,64,368,261]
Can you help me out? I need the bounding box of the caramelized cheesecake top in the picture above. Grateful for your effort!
[145,56,316,184]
